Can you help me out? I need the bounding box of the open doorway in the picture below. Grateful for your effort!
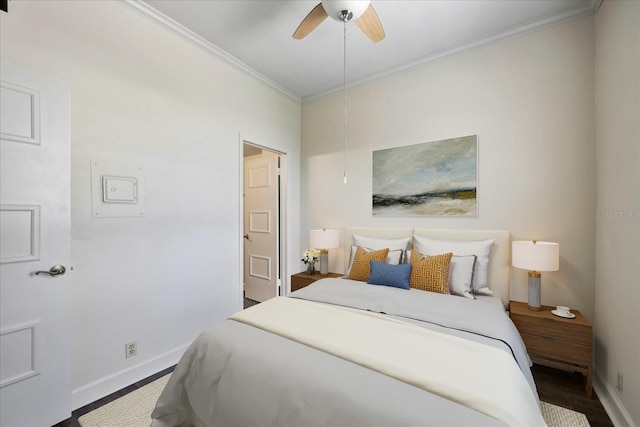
[242,141,286,303]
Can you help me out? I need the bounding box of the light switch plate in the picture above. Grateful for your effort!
[91,161,145,218]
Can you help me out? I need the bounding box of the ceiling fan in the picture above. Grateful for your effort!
[293,0,385,42]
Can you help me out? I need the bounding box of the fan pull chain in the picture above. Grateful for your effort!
[343,20,348,184]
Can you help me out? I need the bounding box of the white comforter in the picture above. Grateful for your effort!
[231,297,545,427]
[152,279,546,427]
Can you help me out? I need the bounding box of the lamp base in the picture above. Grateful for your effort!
[527,271,541,311]
[319,250,329,275]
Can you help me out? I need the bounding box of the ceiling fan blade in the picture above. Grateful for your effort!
[355,4,385,42]
[293,3,329,40]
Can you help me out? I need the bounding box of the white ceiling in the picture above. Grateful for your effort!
[135,0,600,101]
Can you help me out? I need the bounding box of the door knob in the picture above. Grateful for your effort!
[243,234,250,240]
[34,265,66,277]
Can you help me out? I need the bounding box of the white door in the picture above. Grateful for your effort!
[243,151,279,302]
[0,62,71,426]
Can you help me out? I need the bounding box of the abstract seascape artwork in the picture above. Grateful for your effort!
[372,135,477,216]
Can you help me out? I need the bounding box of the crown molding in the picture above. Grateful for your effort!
[589,0,604,14]
[117,0,601,104]
[303,0,603,103]
[118,0,302,104]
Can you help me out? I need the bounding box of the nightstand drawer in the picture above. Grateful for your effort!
[521,333,592,366]
[511,314,591,346]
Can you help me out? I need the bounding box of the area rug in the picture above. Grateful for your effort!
[78,374,590,427]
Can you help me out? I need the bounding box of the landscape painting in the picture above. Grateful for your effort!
[372,135,477,216]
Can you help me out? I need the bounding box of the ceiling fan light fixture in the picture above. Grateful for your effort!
[321,0,370,22]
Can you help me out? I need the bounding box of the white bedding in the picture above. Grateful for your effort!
[475,293,506,308]
[152,277,544,427]
[231,297,545,427]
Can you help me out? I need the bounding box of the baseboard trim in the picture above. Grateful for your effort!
[593,372,637,427]
[71,343,189,410]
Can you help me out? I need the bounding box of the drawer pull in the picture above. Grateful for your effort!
[543,336,556,342]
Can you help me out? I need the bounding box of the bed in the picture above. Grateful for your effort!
[151,228,546,427]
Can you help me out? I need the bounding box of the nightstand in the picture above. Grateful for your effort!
[509,301,593,398]
[291,271,342,292]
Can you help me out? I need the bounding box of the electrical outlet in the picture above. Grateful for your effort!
[125,341,137,359]
[617,372,623,393]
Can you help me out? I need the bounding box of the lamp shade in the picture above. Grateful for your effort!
[309,229,340,249]
[512,241,559,272]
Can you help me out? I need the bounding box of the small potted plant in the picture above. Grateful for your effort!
[301,248,320,275]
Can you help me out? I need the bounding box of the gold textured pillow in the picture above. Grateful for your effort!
[409,251,453,294]
[348,246,390,282]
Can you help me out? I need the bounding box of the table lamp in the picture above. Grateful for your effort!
[512,240,559,311]
[309,229,340,275]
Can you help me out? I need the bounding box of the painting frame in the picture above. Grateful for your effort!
[372,135,478,216]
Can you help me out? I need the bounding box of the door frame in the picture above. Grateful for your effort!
[238,136,287,305]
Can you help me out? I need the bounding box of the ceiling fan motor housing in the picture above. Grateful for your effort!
[321,0,371,22]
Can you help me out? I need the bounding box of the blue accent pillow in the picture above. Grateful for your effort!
[367,261,412,290]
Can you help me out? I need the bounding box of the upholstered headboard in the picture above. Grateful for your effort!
[343,227,413,265]
[344,227,511,309]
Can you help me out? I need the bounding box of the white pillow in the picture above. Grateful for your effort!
[352,234,411,263]
[449,255,477,299]
[344,245,403,278]
[413,236,494,294]
[406,251,476,299]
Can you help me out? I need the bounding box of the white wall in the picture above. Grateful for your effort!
[302,16,596,320]
[0,1,301,409]
[594,1,640,426]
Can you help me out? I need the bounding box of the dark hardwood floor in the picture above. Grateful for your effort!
[532,364,613,427]
[53,363,613,426]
